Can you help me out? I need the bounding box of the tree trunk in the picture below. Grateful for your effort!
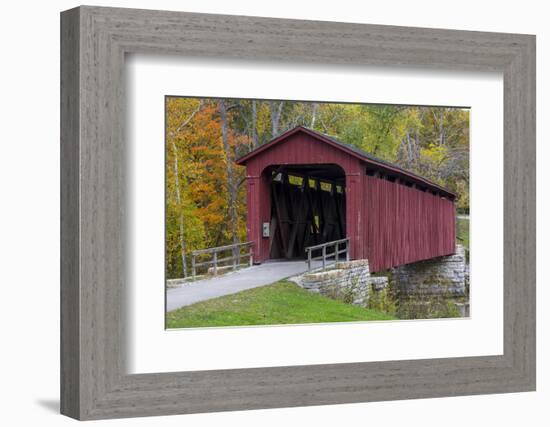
[434,108,445,146]
[310,103,318,128]
[219,100,239,247]
[170,139,188,278]
[405,130,413,168]
[251,100,258,148]
[270,101,284,137]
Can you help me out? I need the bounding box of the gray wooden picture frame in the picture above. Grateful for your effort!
[60,5,536,420]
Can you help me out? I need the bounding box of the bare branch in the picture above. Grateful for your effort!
[171,101,203,136]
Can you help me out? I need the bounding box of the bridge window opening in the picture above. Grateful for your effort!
[288,175,303,186]
[320,181,332,192]
[314,215,320,230]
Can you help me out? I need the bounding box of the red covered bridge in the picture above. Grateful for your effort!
[236,126,456,273]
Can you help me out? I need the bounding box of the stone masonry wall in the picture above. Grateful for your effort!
[299,260,389,308]
[393,245,466,297]
[392,244,468,318]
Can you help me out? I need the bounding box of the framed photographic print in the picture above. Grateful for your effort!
[61,5,536,420]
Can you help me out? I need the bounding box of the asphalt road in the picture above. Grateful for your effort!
[166,259,321,312]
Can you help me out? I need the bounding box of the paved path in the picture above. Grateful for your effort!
[166,260,320,312]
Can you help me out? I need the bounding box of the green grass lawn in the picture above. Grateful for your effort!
[166,280,396,329]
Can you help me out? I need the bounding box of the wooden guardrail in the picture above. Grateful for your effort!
[191,242,253,280]
[305,237,350,272]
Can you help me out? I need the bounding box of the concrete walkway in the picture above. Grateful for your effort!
[166,260,320,312]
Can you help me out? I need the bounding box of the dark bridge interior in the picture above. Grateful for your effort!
[266,164,346,259]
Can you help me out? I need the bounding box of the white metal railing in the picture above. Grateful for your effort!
[191,242,253,280]
[305,237,350,272]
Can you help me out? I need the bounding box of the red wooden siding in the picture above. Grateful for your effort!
[363,176,456,272]
[237,126,457,271]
